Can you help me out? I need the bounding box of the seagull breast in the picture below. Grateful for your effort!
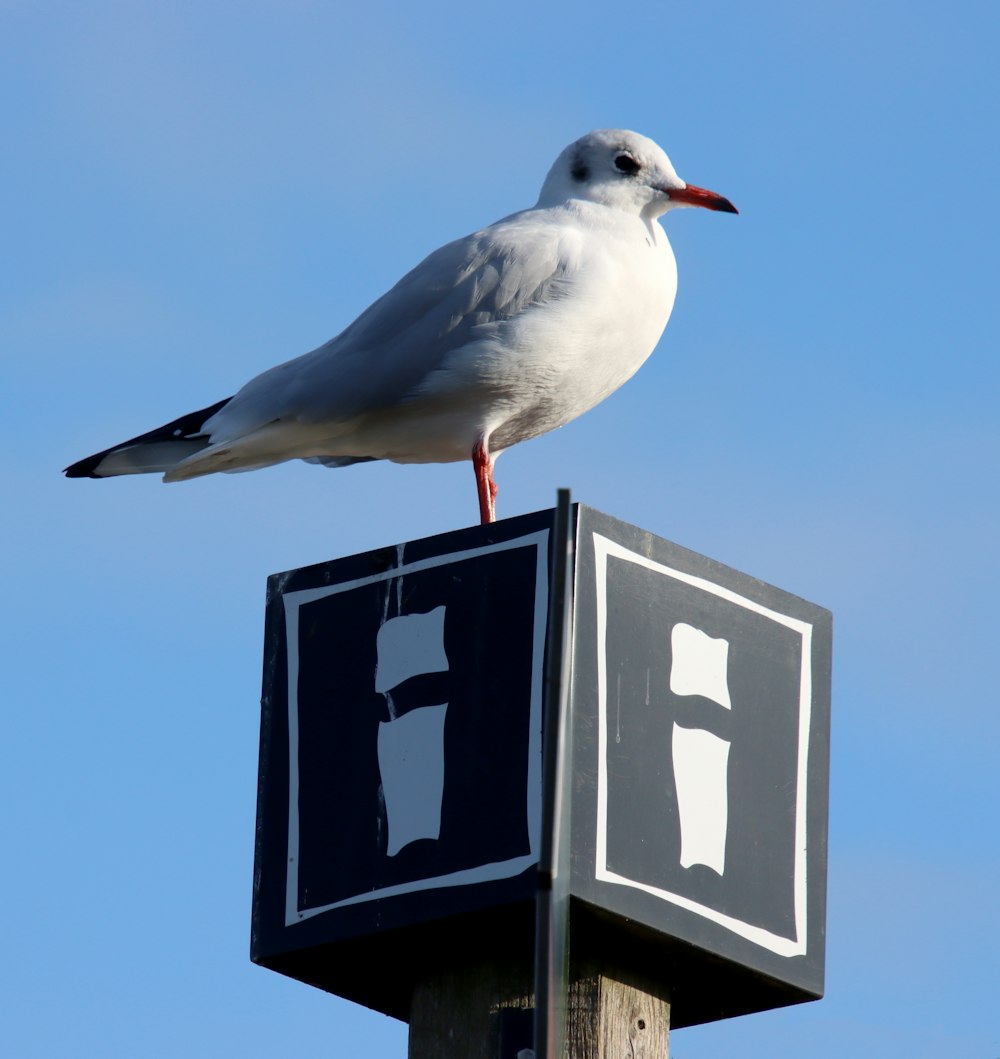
[410,200,678,457]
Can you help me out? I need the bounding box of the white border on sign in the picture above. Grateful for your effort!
[592,533,813,958]
[282,530,549,926]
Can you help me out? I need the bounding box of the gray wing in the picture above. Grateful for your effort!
[203,211,574,446]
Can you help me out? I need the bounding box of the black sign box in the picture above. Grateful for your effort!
[251,505,831,1028]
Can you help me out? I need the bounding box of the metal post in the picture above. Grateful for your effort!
[534,488,576,1059]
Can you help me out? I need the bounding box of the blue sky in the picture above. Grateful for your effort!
[3,1,998,1055]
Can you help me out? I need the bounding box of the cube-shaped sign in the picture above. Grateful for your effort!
[251,505,831,1028]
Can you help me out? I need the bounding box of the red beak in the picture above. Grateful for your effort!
[667,183,738,214]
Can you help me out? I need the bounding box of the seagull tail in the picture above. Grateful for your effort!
[63,397,233,479]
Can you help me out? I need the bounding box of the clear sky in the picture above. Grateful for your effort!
[3,2,998,1056]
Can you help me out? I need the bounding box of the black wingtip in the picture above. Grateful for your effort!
[62,396,233,480]
[64,455,108,479]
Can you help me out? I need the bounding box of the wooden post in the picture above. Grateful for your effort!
[407,958,670,1059]
[565,964,670,1059]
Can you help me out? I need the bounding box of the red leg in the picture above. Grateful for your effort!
[472,439,497,525]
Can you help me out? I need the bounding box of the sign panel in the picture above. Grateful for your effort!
[252,505,832,1027]
[252,511,554,1009]
[571,507,831,1002]
[282,531,548,923]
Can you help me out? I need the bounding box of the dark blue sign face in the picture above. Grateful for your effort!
[275,529,549,927]
[569,509,830,1000]
[591,533,812,955]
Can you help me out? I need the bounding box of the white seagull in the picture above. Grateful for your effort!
[65,129,736,524]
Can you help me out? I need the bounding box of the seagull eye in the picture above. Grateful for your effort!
[614,153,640,175]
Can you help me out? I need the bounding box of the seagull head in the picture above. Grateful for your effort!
[537,129,738,220]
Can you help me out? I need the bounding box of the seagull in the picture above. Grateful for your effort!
[65,129,736,524]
